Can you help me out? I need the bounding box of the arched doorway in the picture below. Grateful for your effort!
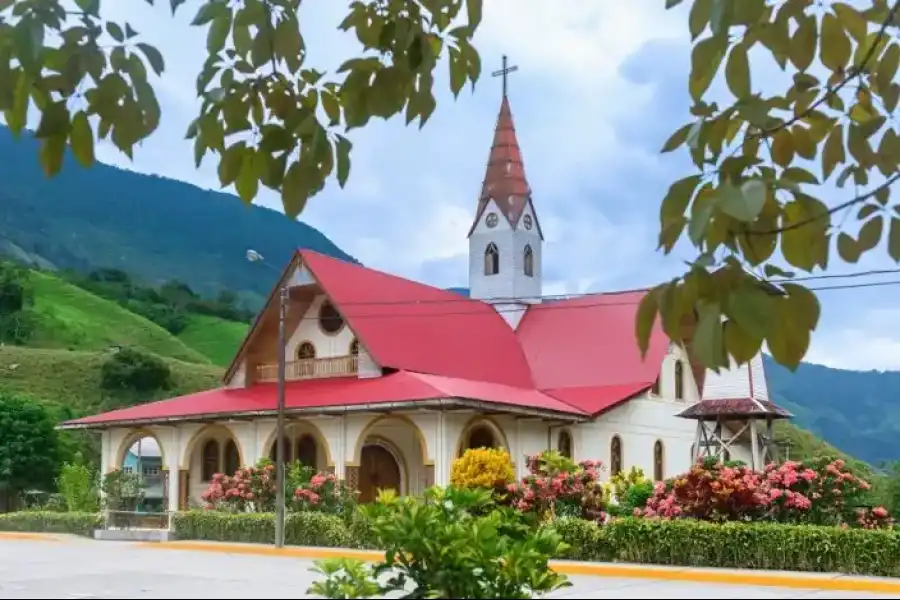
[358,443,402,503]
[115,432,167,514]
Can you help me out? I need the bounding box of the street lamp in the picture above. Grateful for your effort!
[247,249,287,549]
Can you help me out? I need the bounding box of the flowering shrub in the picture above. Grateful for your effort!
[855,506,894,530]
[450,448,515,491]
[200,462,276,512]
[293,471,357,516]
[606,467,649,502]
[640,457,888,527]
[507,451,607,522]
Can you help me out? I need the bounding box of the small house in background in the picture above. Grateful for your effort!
[121,437,164,512]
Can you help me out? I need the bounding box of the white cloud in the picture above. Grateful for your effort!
[805,309,900,372]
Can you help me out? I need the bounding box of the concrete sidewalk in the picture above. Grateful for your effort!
[1,533,899,598]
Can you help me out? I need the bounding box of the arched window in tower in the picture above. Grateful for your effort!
[610,435,622,476]
[224,439,240,475]
[297,341,316,378]
[201,439,220,481]
[484,243,499,275]
[557,430,573,459]
[653,440,664,481]
[674,361,685,401]
[350,338,359,356]
[523,245,534,277]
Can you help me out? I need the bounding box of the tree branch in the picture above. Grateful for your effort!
[753,170,900,235]
[751,0,900,140]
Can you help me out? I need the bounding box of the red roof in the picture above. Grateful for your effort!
[302,251,534,388]
[516,291,670,390]
[64,370,583,428]
[468,96,537,236]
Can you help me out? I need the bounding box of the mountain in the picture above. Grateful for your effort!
[0,127,356,307]
[764,356,900,467]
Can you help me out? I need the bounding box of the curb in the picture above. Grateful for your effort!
[144,541,900,595]
[0,531,63,542]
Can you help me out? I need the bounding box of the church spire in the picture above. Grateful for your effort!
[467,56,533,237]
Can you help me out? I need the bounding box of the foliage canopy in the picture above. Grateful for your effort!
[0,391,61,496]
[5,0,900,371]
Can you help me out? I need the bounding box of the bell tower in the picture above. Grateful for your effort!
[467,55,543,328]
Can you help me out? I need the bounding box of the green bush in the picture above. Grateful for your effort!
[173,510,352,547]
[547,518,900,577]
[0,511,101,537]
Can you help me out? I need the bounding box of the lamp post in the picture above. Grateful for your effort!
[247,249,287,548]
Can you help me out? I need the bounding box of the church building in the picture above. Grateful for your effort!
[60,72,790,511]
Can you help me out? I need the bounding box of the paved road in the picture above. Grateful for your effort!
[0,537,898,599]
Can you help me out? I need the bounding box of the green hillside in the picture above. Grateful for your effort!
[0,346,222,416]
[177,314,248,367]
[25,271,209,364]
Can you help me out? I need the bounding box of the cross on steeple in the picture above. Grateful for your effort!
[491,54,518,98]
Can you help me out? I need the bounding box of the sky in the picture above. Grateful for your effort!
[69,0,900,372]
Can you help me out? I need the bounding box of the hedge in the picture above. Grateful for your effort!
[0,511,101,537]
[172,511,357,548]
[174,512,900,577]
[551,517,900,577]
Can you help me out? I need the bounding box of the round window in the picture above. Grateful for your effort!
[523,214,533,230]
[318,301,344,334]
[486,212,499,228]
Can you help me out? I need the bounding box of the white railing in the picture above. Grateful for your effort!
[255,355,359,383]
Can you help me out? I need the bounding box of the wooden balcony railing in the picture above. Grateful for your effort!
[255,355,359,383]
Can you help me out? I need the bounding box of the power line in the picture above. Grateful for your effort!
[279,266,900,309]
[276,278,900,321]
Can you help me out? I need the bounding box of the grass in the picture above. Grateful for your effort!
[176,314,249,367]
[0,345,222,416]
[26,271,209,364]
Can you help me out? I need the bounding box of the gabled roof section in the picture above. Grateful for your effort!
[516,290,670,391]
[300,250,534,387]
[223,251,304,384]
[468,96,534,237]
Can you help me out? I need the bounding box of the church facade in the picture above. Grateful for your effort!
[60,87,789,513]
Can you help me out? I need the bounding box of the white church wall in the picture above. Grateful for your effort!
[702,353,769,400]
[655,344,702,404]
[577,397,698,482]
[185,423,250,505]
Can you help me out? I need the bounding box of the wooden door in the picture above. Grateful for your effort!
[358,445,401,503]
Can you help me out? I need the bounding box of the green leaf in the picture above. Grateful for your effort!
[878,43,900,93]
[693,302,725,370]
[820,13,851,72]
[822,126,845,180]
[235,148,259,203]
[689,35,727,102]
[717,178,766,222]
[889,217,900,262]
[39,134,67,177]
[857,215,884,252]
[725,285,772,338]
[322,92,341,126]
[207,12,232,54]
[69,111,95,167]
[466,0,483,29]
[218,143,245,187]
[836,231,861,262]
[335,134,352,188]
[634,286,660,358]
[191,0,228,26]
[5,72,30,135]
[782,282,821,332]
[725,44,751,98]
[723,320,762,364]
[106,22,125,43]
[763,264,795,278]
[689,200,715,247]
[689,0,712,40]
[282,162,309,219]
[661,123,692,153]
[137,43,165,76]
[666,0,684,7]
[35,101,70,139]
[790,15,817,71]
